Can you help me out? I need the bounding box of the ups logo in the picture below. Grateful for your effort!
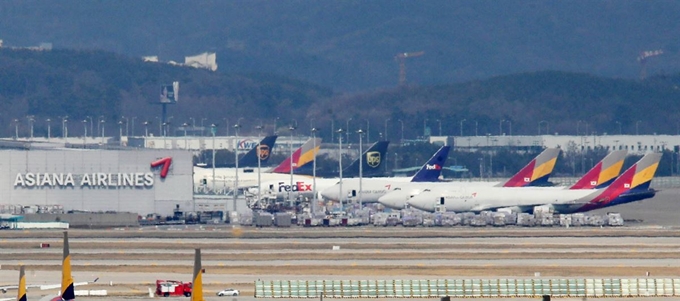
[366,151,381,168]
[257,145,270,160]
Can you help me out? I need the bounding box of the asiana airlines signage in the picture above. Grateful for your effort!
[14,172,155,188]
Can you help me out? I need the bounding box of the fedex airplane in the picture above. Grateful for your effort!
[0,232,98,301]
[251,141,393,201]
[378,149,626,209]
[408,152,660,214]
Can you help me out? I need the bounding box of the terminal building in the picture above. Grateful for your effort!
[0,149,193,217]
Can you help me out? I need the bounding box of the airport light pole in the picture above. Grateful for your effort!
[27,116,34,140]
[122,116,129,137]
[211,124,217,193]
[201,118,207,136]
[86,116,93,139]
[118,120,124,145]
[62,118,68,140]
[182,122,189,149]
[311,127,318,215]
[100,119,105,143]
[288,125,296,208]
[475,120,478,136]
[256,125,263,205]
[82,120,87,146]
[500,119,505,136]
[13,119,19,139]
[357,129,364,207]
[131,117,136,137]
[337,128,344,208]
[234,123,241,214]
[460,119,466,137]
[143,121,149,137]
[46,118,51,140]
[507,120,512,136]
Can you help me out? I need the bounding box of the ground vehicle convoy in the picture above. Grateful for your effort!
[217,288,240,296]
[156,280,192,297]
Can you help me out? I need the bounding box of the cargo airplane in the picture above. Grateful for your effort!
[321,147,561,207]
[408,152,660,214]
[250,141,392,201]
[379,149,626,209]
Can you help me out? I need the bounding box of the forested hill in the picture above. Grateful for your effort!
[1,48,680,140]
[311,71,680,139]
[0,48,332,137]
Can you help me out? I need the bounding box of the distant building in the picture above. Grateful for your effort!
[438,135,680,155]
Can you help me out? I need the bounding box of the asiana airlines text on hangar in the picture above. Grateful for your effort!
[0,149,193,216]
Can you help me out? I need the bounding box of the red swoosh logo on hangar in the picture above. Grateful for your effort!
[150,157,172,178]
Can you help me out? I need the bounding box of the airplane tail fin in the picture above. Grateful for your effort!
[61,232,74,301]
[190,249,204,301]
[569,150,627,189]
[410,146,451,182]
[586,153,662,207]
[17,266,26,301]
[270,138,321,174]
[237,135,278,167]
[342,141,390,177]
[497,148,561,187]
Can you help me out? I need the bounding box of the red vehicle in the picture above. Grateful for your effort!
[156,280,192,297]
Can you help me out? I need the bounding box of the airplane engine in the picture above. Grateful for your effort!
[533,204,554,215]
[497,206,522,214]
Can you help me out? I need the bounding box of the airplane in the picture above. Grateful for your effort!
[407,152,661,214]
[372,147,561,209]
[196,135,278,168]
[251,141,394,201]
[0,231,98,301]
[319,145,451,203]
[193,138,321,189]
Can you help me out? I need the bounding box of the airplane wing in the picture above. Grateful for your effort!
[0,278,99,293]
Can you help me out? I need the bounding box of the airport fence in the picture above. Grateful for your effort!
[254,278,680,298]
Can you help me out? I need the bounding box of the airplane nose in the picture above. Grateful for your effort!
[378,193,404,209]
[321,185,339,201]
[408,194,434,212]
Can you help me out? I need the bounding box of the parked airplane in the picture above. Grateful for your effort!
[196,135,278,168]
[0,232,98,301]
[194,138,320,189]
[319,145,451,203]
[377,148,563,209]
[252,141,394,201]
[407,152,660,214]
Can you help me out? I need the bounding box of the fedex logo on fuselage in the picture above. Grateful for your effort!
[426,164,441,170]
[278,181,312,192]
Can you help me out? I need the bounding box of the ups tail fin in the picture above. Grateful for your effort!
[410,146,451,182]
[17,265,26,301]
[270,138,321,174]
[582,153,661,208]
[569,150,627,189]
[61,232,74,301]
[343,141,390,177]
[498,148,560,187]
[238,136,278,167]
[190,249,204,301]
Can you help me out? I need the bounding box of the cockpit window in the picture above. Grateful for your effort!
[423,189,431,192]
[394,187,401,191]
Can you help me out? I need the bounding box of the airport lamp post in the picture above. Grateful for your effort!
[118,121,124,146]
[211,124,217,193]
[311,127,318,215]
[46,118,51,140]
[87,116,93,139]
[475,120,478,136]
[357,129,364,207]
[256,125,263,206]
[499,119,505,136]
[182,122,189,149]
[63,118,68,140]
[234,123,241,214]
[13,119,19,139]
[100,119,105,143]
[27,116,34,140]
[82,120,87,146]
[131,116,136,137]
[122,116,129,137]
[337,128,344,208]
[143,121,149,137]
[288,125,296,208]
[460,119,466,137]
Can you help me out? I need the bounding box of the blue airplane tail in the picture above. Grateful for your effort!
[410,145,451,182]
